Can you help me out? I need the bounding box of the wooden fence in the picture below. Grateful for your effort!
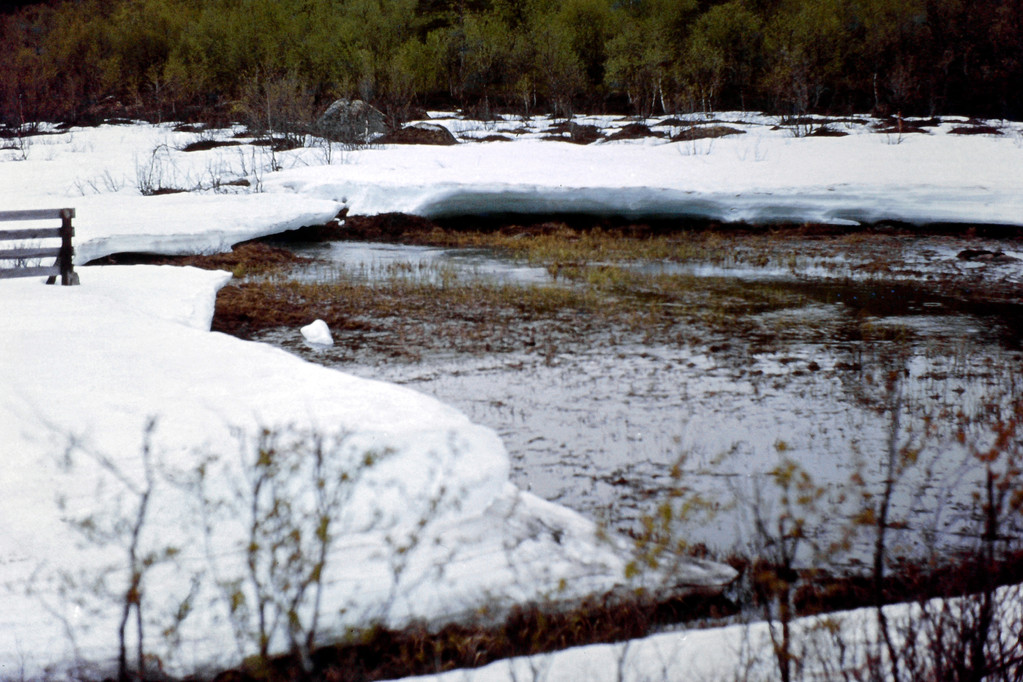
[0,208,78,285]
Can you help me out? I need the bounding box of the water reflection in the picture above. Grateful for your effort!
[256,238,1023,567]
[284,240,553,285]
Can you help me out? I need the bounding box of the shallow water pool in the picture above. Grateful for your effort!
[255,234,1023,566]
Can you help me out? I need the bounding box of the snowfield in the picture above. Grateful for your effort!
[269,131,1023,227]
[1,113,1021,679]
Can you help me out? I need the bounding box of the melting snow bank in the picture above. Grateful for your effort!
[396,583,1023,682]
[266,135,1023,227]
[0,266,735,679]
[62,193,344,264]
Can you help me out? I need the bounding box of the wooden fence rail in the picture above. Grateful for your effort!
[0,208,78,285]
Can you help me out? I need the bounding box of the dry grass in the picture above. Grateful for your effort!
[394,222,776,270]
[167,222,1023,364]
[218,591,733,682]
[208,262,815,364]
[92,242,313,278]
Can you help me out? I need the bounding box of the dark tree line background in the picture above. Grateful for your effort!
[2,0,1021,127]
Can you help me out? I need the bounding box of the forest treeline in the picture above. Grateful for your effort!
[2,0,1021,127]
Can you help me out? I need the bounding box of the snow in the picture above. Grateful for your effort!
[67,192,343,264]
[1,115,1021,679]
[2,123,343,264]
[394,583,1023,682]
[267,115,1023,228]
[301,318,334,346]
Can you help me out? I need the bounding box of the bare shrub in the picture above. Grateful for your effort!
[134,143,176,195]
[45,417,196,682]
[184,426,389,676]
[234,72,316,171]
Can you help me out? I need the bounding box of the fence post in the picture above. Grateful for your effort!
[59,208,77,286]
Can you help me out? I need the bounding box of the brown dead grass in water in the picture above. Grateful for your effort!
[177,242,314,277]
[342,214,761,266]
[185,220,1023,361]
[208,257,814,362]
[211,275,628,358]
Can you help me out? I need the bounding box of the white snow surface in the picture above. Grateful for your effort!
[1,123,343,264]
[267,113,1023,227]
[2,116,1022,679]
[67,192,344,264]
[301,318,334,345]
[394,583,1023,682]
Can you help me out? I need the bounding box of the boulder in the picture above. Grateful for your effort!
[316,99,387,144]
[376,122,458,146]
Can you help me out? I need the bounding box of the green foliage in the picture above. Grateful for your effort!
[444,10,518,107]
[762,0,850,114]
[527,7,587,118]
[1,0,1021,123]
[682,0,764,111]
[556,0,614,91]
[102,0,188,101]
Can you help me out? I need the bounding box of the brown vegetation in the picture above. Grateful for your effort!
[91,242,311,276]
[181,139,243,152]
[213,592,732,682]
[376,123,458,146]
[191,219,1023,355]
[672,125,745,141]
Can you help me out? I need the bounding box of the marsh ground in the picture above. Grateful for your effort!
[204,218,1023,569]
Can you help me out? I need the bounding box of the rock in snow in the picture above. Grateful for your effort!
[316,98,388,144]
[301,318,334,345]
